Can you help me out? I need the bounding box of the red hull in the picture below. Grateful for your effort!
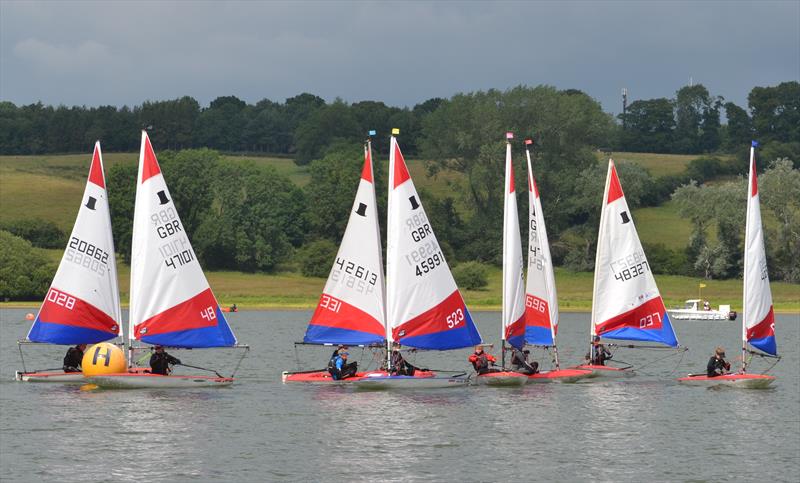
[282,370,435,383]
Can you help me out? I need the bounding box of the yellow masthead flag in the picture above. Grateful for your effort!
[699,283,707,288]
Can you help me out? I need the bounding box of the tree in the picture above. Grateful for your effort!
[749,81,800,145]
[723,102,752,152]
[0,231,55,300]
[293,100,360,165]
[618,98,675,152]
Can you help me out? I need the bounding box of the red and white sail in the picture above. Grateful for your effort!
[502,135,526,349]
[27,142,121,344]
[129,131,236,348]
[303,141,386,345]
[591,160,678,347]
[743,143,776,356]
[386,134,481,350]
[523,140,558,347]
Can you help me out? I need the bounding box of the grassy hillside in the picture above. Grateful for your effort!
[595,151,700,177]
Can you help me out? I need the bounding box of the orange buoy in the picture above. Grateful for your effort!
[25,313,35,320]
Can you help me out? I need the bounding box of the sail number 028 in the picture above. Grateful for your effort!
[47,288,76,310]
[446,308,464,328]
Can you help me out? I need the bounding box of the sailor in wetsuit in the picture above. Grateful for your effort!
[389,343,421,376]
[510,347,539,375]
[63,344,87,372]
[706,347,731,377]
[329,351,358,380]
[468,346,502,375]
[588,336,613,366]
[150,345,181,375]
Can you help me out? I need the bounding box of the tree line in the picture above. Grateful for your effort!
[1,81,797,163]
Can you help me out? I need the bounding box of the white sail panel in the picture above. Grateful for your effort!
[304,142,386,345]
[591,160,678,347]
[129,131,235,348]
[502,139,526,349]
[743,144,776,355]
[524,143,558,347]
[386,135,481,350]
[27,142,121,344]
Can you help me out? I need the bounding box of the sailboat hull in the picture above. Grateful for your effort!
[571,364,635,379]
[281,370,436,384]
[677,373,775,389]
[527,369,592,383]
[15,371,86,383]
[353,374,469,390]
[475,371,528,386]
[87,373,233,389]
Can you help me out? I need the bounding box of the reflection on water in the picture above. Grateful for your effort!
[1,309,798,482]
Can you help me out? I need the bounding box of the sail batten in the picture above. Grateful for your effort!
[743,143,777,356]
[387,135,481,350]
[129,131,236,348]
[591,160,678,347]
[27,142,121,345]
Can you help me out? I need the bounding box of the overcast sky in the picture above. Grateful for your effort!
[1,0,798,114]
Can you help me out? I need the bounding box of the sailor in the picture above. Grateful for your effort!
[329,351,358,380]
[62,343,87,372]
[468,346,501,375]
[149,345,181,375]
[588,336,613,366]
[389,343,420,376]
[510,347,539,375]
[706,347,731,377]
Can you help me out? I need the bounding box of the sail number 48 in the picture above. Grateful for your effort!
[446,308,464,328]
[200,306,216,321]
[639,312,660,328]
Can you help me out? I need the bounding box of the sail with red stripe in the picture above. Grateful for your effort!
[502,135,526,349]
[303,140,386,345]
[27,142,122,345]
[523,140,558,347]
[129,131,236,348]
[386,134,481,350]
[591,160,678,347]
[743,142,776,356]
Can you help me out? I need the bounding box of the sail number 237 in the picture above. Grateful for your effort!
[446,308,464,328]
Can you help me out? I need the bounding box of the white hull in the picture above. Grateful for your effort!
[15,371,86,383]
[87,373,233,389]
[353,375,469,390]
[669,310,733,321]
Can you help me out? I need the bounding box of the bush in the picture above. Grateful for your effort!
[0,219,66,249]
[642,243,690,275]
[452,261,489,290]
[296,239,339,278]
[0,231,55,300]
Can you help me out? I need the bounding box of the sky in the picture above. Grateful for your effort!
[1,0,798,115]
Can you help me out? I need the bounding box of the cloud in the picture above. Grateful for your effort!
[13,38,112,72]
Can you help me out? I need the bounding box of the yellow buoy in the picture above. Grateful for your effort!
[82,342,126,376]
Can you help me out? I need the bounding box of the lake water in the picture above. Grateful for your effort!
[1,308,798,482]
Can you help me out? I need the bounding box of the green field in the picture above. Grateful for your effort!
[596,151,700,177]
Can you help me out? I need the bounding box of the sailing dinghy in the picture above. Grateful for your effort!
[283,134,435,384]
[678,142,777,388]
[573,159,681,378]
[475,134,529,387]
[16,143,121,383]
[88,131,245,389]
[520,139,590,383]
[353,130,479,389]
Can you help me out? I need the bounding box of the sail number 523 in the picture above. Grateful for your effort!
[446,308,464,328]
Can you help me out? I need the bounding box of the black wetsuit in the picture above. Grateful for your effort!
[62,346,84,372]
[591,344,612,366]
[510,349,539,375]
[150,352,181,375]
[706,356,730,377]
[390,351,417,376]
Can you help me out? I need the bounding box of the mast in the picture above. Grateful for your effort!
[590,160,614,361]
[501,133,511,369]
[386,128,399,371]
[742,144,753,373]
